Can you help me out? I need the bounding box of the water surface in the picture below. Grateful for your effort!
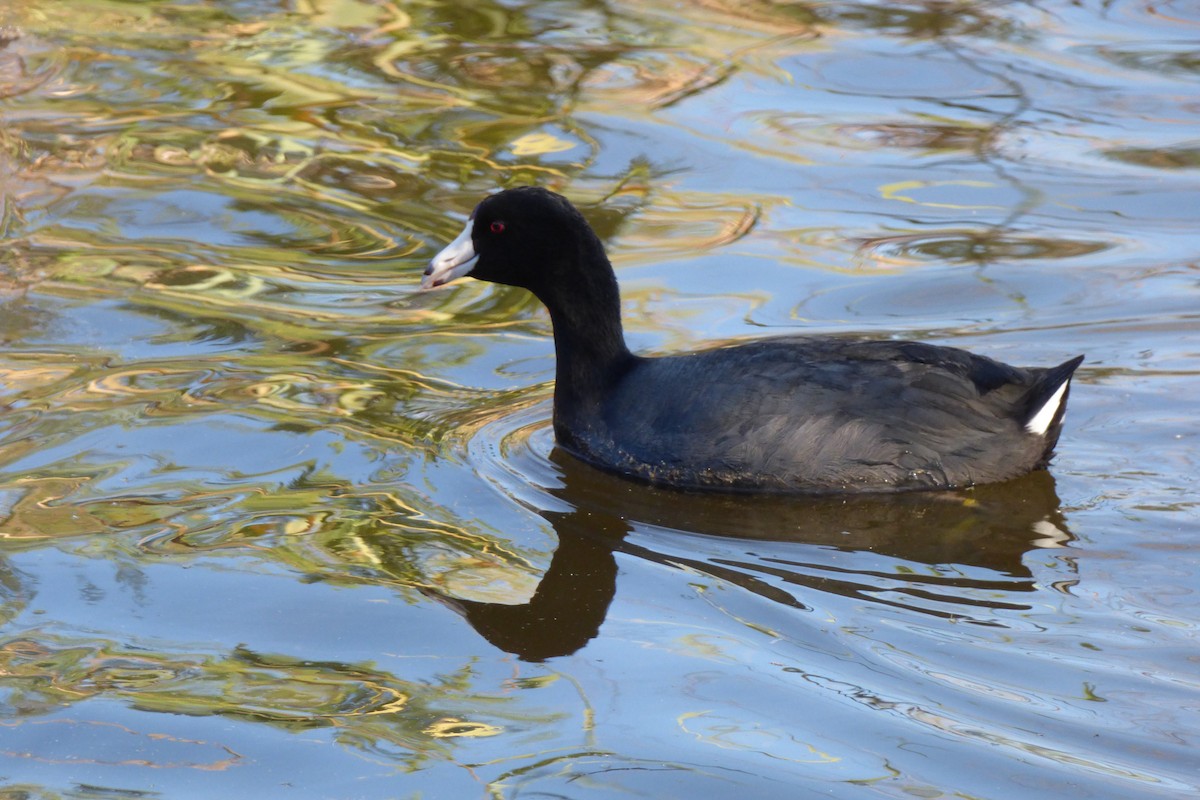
[1,1,1197,798]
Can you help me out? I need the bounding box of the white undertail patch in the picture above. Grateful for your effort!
[1025,380,1070,436]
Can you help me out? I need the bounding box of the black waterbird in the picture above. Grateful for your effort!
[423,187,1082,494]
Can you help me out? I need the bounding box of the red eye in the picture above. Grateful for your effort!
[489,220,506,234]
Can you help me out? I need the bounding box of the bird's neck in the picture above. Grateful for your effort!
[532,243,633,431]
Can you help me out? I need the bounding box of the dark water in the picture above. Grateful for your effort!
[1,1,1197,798]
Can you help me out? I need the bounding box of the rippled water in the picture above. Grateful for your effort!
[1,1,1197,798]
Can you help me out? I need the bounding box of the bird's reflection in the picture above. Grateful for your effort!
[432,450,1074,661]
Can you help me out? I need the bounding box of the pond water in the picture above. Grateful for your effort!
[1,1,1198,798]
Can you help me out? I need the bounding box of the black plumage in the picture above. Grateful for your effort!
[423,186,1083,494]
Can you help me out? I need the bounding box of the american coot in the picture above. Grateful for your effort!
[422,186,1083,494]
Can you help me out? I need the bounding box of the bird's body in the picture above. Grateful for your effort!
[560,338,1079,493]
[423,186,1082,494]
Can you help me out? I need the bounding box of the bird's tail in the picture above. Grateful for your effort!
[1021,355,1085,464]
